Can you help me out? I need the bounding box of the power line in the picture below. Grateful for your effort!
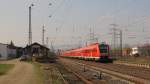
[49,0,66,16]
[47,0,67,25]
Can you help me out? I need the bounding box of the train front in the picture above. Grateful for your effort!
[99,43,112,62]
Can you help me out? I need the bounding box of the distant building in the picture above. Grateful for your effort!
[122,48,131,56]
[24,42,50,60]
[0,41,17,60]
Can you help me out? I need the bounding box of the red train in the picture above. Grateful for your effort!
[61,43,112,62]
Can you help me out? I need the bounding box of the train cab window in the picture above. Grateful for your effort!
[99,45,108,53]
[100,49,108,53]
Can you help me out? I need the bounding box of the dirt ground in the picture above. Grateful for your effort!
[0,59,42,84]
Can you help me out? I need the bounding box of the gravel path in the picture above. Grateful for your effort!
[0,59,40,84]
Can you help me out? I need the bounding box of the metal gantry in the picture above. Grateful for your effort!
[110,24,123,57]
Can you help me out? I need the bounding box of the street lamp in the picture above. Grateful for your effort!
[29,4,34,45]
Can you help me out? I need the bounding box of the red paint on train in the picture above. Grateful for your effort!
[61,43,110,60]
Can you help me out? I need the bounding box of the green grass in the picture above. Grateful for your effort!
[0,64,14,75]
[33,62,66,84]
[33,63,45,84]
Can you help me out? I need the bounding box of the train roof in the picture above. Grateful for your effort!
[63,42,109,53]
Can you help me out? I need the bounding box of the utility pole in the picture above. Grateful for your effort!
[120,30,123,57]
[89,27,96,44]
[89,28,92,43]
[42,25,45,45]
[85,41,88,46]
[78,36,82,48]
[111,24,118,49]
[50,41,54,52]
[110,24,123,57]
[29,4,34,45]
[46,37,49,47]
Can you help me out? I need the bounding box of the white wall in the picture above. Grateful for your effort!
[0,44,8,60]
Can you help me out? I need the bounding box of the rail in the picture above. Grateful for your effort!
[60,58,150,84]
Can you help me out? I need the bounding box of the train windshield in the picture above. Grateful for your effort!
[99,44,108,53]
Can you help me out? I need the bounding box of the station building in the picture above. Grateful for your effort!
[24,42,50,61]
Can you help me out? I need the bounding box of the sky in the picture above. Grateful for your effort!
[0,0,150,49]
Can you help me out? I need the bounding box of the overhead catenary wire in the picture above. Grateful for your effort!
[36,0,73,49]
[46,0,68,26]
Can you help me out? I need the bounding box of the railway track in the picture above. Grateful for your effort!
[60,58,136,84]
[56,62,90,84]
[42,62,90,84]
[60,57,150,84]
[62,64,93,84]
[79,60,150,81]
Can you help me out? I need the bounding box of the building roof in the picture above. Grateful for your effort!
[25,42,49,50]
[0,42,17,49]
[0,43,8,45]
